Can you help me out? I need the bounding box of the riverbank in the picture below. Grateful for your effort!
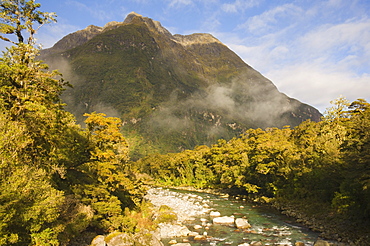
[153,186,368,246]
[90,186,366,245]
[144,187,211,243]
[145,187,326,246]
[271,199,370,245]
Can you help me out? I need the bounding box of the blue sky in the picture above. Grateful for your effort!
[3,0,370,113]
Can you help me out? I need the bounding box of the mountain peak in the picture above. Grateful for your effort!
[123,12,173,38]
[122,12,221,45]
[124,12,142,23]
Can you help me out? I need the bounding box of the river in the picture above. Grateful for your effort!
[149,188,320,246]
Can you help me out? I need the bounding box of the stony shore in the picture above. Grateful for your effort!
[162,186,368,245]
[91,187,355,246]
[148,187,357,246]
[144,187,211,241]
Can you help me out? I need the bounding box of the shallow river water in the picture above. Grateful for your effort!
[161,188,320,246]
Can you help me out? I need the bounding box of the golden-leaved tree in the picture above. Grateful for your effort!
[0,1,143,245]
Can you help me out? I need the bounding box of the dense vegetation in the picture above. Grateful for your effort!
[0,1,151,245]
[135,96,370,243]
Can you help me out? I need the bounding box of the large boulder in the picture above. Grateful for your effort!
[235,218,251,229]
[213,216,235,226]
[295,242,305,246]
[314,240,330,246]
[102,231,164,246]
[105,232,132,246]
[90,235,106,246]
[134,232,163,246]
[158,223,191,238]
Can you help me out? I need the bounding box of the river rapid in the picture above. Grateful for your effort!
[146,188,323,246]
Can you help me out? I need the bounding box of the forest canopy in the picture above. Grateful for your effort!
[0,1,147,245]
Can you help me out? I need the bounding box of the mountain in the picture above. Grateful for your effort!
[40,12,322,159]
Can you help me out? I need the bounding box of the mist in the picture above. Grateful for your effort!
[149,71,299,135]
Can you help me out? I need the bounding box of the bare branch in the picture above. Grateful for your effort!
[0,34,16,44]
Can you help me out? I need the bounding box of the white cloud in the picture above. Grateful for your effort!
[327,0,343,8]
[65,0,113,21]
[167,0,193,8]
[238,3,302,33]
[266,63,370,113]
[298,18,370,67]
[221,0,259,13]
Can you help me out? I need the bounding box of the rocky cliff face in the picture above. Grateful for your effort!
[40,12,321,158]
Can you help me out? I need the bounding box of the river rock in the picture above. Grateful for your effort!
[314,240,330,246]
[104,231,163,246]
[90,235,106,246]
[295,242,305,246]
[144,234,165,246]
[250,241,263,246]
[105,232,132,246]
[275,239,292,245]
[194,235,207,240]
[210,211,221,217]
[188,231,199,236]
[213,216,235,225]
[235,218,251,229]
[158,223,191,238]
[194,224,202,229]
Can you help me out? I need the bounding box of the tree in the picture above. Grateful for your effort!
[84,112,130,188]
[0,0,56,45]
[0,1,69,244]
[0,166,64,245]
[338,99,370,218]
[0,1,143,244]
[72,112,145,233]
[322,95,350,121]
[0,0,70,176]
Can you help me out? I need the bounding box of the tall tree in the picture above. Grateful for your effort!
[0,1,72,244]
[338,99,370,218]
[0,0,56,45]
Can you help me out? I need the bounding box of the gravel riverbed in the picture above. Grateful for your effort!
[144,187,347,246]
[145,187,212,222]
[145,187,213,241]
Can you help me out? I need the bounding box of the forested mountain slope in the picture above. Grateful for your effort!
[41,12,321,158]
